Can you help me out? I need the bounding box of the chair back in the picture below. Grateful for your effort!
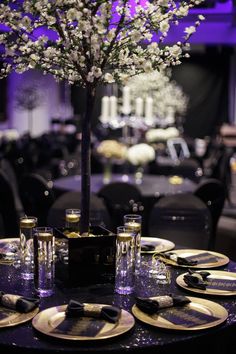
[19,173,55,226]
[0,170,19,236]
[148,193,212,250]
[47,191,111,229]
[97,182,142,232]
[194,178,226,248]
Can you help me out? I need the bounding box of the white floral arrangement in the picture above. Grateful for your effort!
[146,127,180,143]
[127,143,155,166]
[97,140,127,160]
[127,70,188,122]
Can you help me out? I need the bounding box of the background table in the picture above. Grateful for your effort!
[1,254,236,354]
[53,174,197,198]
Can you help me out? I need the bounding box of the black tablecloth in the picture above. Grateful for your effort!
[1,255,236,354]
[53,174,196,198]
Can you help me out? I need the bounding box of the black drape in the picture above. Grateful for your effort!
[171,46,231,138]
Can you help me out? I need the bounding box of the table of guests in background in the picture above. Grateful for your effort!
[1,246,236,354]
[53,173,197,199]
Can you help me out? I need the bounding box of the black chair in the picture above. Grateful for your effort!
[0,170,20,236]
[47,191,111,229]
[97,182,143,232]
[19,173,55,226]
[148,193,213,250]
[0,158,25,217]
[194,178,226,249]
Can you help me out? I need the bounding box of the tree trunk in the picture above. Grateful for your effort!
[80,86,96,234]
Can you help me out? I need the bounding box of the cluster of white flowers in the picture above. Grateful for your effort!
[0,0,205,87]
[127,143,155,166]
[97,140,127,160]
[127,70,189,121]
[146,127,180,142]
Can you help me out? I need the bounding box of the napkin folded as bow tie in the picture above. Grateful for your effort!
[162,252,198,266]
[183,269,211,290]
[136,295,191,315]
[0,291,39,313]
[65,300,121,323]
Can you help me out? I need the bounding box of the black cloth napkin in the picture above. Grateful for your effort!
[162,252,198,266]
[136,295,191,315]
[183,270,211,290]
[0,291,39,313]
[65,300,121,323]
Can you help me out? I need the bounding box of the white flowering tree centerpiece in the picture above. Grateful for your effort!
[0,0,204,236]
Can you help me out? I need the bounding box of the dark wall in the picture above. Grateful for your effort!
[171,46,231,138]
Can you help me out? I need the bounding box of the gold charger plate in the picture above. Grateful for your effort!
[0,306,39,328]
[141,237,175,254]
[132,296,228,331]
[0,238,19,264]
[32,304,135,340]
[177,270,236,296]
[159,249,229,269]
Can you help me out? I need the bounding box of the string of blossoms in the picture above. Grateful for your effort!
[0,0,205,234]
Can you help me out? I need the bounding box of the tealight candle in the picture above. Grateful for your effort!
[124,221,141,232]
[66,214,80,223]
[38,232,53,242]
[20,218,37,229]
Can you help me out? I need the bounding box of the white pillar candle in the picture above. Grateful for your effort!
[135,97,143,117]
[100,96,110,124]
[122,86,131,115]
[145,96,154,125]
[110,95,117,119]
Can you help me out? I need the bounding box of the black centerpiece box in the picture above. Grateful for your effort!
[54,225,116,286]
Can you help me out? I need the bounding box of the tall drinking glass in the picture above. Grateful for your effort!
[33,227,55,297]
[124,214,142,273]
[19,216,37,279]
[65,208,81,232]
[115,226,135,295]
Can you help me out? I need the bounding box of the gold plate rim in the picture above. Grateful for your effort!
[0,307,39,328]
[132,296,228,331]
[141,237,175,254]
[176,270,236,296]
[32,304,135,341]
[159,249,229,268]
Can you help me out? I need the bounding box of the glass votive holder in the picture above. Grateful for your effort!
[19,216,38,280]
[149,255,171,284]
[115,226,135,295]
[123,214,142,273]
[65,208,81,232]
[33,227,55,297]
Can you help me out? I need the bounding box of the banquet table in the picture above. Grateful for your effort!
[1,252,236,354]
[52,173,196,198]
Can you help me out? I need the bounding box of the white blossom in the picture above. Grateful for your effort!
[0,0,204,87]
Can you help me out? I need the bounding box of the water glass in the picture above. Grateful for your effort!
[19,216,37,279]
[65,208,81,232]
[33,227,55,297]
[124,214,142,273]
[115,226,135,295]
